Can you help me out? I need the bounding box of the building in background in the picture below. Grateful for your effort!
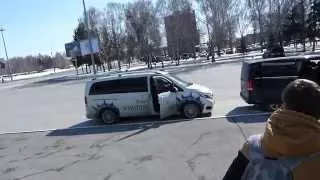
[164,10,200,58]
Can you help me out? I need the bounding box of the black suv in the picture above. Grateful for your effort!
[240,55,320,109]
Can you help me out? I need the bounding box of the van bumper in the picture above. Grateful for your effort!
[86,112,96,119]
[240,92,250,104]
[240,91,262,105]
[202,99,214,114]
[85,106,97,119]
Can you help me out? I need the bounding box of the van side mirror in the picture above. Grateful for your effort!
[170,85,178,92]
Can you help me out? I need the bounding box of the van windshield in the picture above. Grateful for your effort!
[166,74,193,87]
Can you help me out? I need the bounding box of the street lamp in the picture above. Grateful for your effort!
[82,0,97,75]
[0,27,12,80]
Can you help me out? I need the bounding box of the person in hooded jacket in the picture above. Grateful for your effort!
[223,79,320,180]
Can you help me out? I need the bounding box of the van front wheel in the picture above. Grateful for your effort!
[101,109,118,124]
[182,102,201,119]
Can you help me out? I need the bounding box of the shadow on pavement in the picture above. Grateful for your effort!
[46,116,184,137]
[226,105,270,123]
[16,76,83,89]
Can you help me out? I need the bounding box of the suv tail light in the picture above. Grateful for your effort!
[85,96,87,105]
[247,80,254,91]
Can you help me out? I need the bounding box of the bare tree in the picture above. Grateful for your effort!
[125,0,161,68]
[102,3,126,70]
[197,0,237,56]
[226,0,239,52]
[54,52,70,69]
[87,7,102,36]
[197,0,215,60]
[2,53,69,75]
[237,0,251,54]
[167,0,192,13]
[99,25,112,70]
[248,0,267,52]
[266,0,296,47]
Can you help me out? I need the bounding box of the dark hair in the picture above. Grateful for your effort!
[282,79,320,118]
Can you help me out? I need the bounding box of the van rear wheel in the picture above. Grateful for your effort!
[101,109,118,124]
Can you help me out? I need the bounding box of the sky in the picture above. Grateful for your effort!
[0,0,249,58]
[0,0,131,58]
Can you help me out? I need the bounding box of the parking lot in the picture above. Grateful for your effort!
[0,61,265,134]
[0,61,269,180]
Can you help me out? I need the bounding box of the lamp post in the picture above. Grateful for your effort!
[0,27,12,80]
[82,0,96,75]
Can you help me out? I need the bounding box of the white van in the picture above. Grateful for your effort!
[85,71,214,124]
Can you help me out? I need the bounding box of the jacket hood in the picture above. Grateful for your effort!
[262,108,320,157]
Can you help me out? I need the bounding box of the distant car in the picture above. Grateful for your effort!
[199,51,207,58]
[263,45,285,59]
[182,53,190,59]
[155,56,169,62]
[182,53,195,59]
[225,48,233,54]
[140,56,162,63]
[85,71,214,124]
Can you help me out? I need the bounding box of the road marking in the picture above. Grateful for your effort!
[0,112,271,136]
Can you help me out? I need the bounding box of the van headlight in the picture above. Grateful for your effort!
[200,93,213,99]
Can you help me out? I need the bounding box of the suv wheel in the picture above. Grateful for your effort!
[182,102,201,119]
[101,109,118,124]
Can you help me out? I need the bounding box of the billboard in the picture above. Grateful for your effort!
[65,41,81,58]
[79,38,99,56]
[65,38,99,57]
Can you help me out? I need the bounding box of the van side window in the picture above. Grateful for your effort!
[89,77,148,95]
[261,61,298,77]
[152,76,173,93]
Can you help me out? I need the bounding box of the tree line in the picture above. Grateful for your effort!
[4,0,319,75]
[73,0,320,68]
[242,0,320,52]
[196,0,320,54]
[1,52,70,75]
[73,0,197,69]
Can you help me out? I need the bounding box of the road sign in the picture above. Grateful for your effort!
[65,38,99,57]
[79,38,99,56]
[65,41,81,58]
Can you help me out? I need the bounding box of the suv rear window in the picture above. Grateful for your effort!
[261,61,298,77]
[241,62,259,80]
[241,63,249,80]
[89,77,148,95]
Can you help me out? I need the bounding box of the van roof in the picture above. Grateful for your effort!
[90,70,168,83]
[244,54,320,65]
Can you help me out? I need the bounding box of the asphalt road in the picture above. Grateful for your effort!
[0,115,267,180]
[0,61,266,134]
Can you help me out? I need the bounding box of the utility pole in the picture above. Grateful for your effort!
[82,0,96,75]
[51,47,55,73]
[0,27,12,80]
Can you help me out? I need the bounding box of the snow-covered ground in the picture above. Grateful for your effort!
[2,45,320,83]
[2,68,73,81]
